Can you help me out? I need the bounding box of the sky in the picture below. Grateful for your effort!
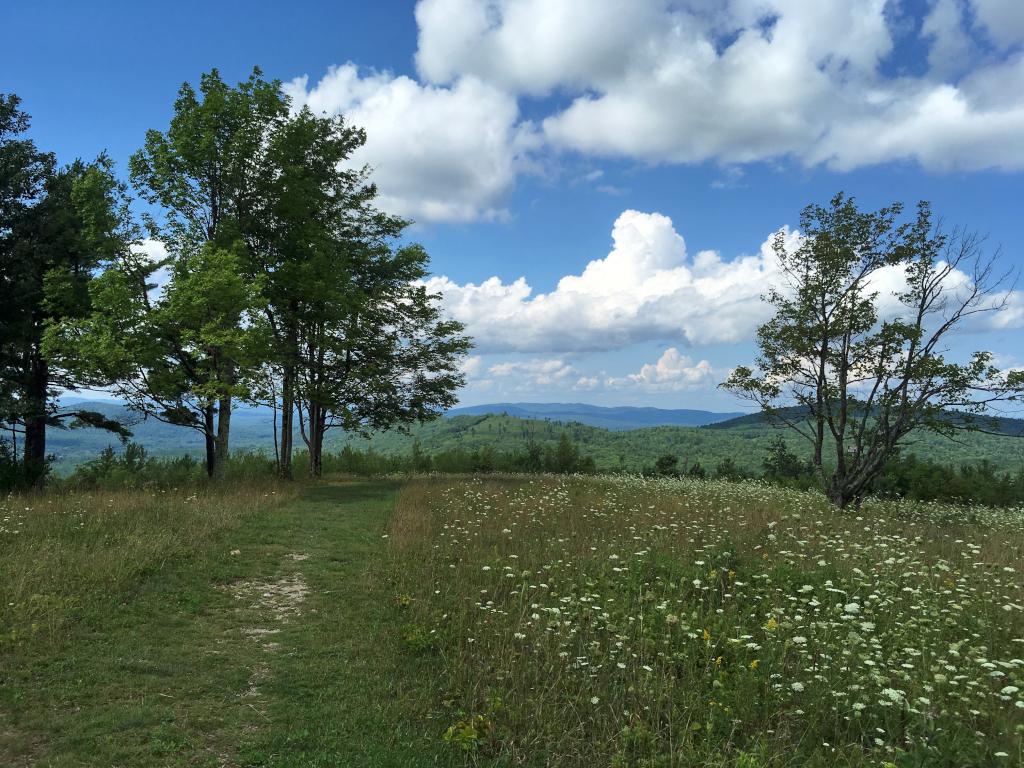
[2,0,1023,412]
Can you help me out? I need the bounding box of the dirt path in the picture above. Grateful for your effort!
[2,481,462,768]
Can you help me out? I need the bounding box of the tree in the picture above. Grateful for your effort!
[653,454,680,477]
[241,105,470,477]
[0,94,131,485]
[126,68,286,476]
[761,436,811,483]
[46,241,261,478]
[723,193,1024,508]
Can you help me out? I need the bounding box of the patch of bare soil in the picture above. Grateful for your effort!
[221,556,312,709]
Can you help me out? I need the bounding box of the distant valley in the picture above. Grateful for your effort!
[41,398,1024,476]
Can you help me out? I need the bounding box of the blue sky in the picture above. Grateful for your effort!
[3,0,1023,412]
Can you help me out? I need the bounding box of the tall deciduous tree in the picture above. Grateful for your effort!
[722,193,1023,508]
[243,107,470,477]
[46,241,262,478]
[126,68,287,475]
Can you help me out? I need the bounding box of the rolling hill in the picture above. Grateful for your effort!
[35,399,1024,476]
[447,402,745,430]
[335,412,1024,475]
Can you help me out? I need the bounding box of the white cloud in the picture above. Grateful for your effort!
[459,348,719,397]
[460,355,485,378]
[487,358,578,385]
[277,3,1024,221]
[428,209,792,353]
[970,0,1024,49]
[608,348,716,391]
[133,239,170,296]
[415,0,664,95]
[284,65,531,222]
[808,78,1024,171]
[429,206,1023,357]
[413,0,1024,172]
[922,0,973,77]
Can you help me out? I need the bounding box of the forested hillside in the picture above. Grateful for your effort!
[447,402,744,430]
[41,403,1024,476]
[334,413,1024,474]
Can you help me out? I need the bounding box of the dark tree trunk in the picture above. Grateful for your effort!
[278,367,294,480]
[307,401,327,478]
[23,350,48,488]
[214,392,231,480]
[203,404,216,477]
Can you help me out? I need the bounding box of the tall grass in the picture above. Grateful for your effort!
[388,476,1024,766]
[0,480,297,650]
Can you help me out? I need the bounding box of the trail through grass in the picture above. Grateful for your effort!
[0,480,460,767]
[6,475,1023,767]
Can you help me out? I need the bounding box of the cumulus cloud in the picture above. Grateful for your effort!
[488,358,578,385]
[427,209,791,353]
[415,0,665,94]
[414,0,1024,172]
[461,349,719,396]
[284,65,531,222]
[608,349,716,391]
[460,355,485,378]
[277,3,1024,221]
[429,206,1022,357]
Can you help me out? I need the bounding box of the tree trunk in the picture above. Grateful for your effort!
[213,392,232,480]
[278,367,294,480]
[203,404,217,477]
[23,350,48,488]
[308,401,326,478]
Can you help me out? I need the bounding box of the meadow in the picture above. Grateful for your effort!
[389,476,1024,766]
[1,474,1022,766]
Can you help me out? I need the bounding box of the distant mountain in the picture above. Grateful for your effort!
[708,406,1024,438]
[447,402,745,431]
[38,398,1024,475]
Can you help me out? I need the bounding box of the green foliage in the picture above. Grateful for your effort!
[1,94,132,485]
[242,98,471,477]
[38,68,468,484]
[653,454,680,477]
[723,192,1024,508]
[64,441,280,490]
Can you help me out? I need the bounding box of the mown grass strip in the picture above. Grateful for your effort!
[0,480,466,767]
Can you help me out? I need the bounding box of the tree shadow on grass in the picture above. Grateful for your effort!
[300,479,399,506]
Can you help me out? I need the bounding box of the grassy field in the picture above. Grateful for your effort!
[2,475,1023,766]
[0,479,461,767]
[389,476,1024,766]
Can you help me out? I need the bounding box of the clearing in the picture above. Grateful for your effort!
[2,476,1023,766]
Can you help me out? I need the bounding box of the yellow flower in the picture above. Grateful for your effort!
[715,655,723,666]
[702,628,711,645]
[749,659,759,670]
[764,617,778,632]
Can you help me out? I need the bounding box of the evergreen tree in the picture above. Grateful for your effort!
[1,94,131,485]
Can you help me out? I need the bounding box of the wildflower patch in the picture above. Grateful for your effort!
[388,475,1024,766]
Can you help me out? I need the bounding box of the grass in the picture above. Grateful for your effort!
[389,476,1024,767]
[2,474,1023,766]
[0,478,460,767]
